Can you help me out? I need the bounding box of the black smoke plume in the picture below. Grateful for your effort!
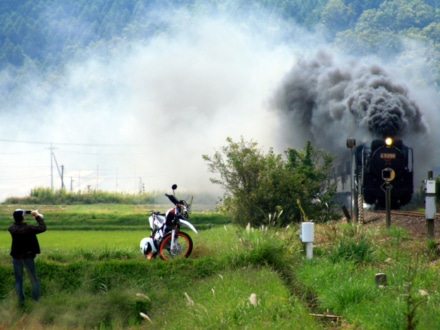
[272,51,429,157]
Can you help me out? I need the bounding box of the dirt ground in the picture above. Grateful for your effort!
[359,211,440,240]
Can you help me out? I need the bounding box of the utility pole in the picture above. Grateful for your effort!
[61,165,65,189]
[138,177,145,194]
[49,144,65,190]
[52,156,64,189]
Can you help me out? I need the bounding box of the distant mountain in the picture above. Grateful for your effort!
[1,1,439,73]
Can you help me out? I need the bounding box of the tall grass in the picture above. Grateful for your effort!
[3,186,220,207]
[2,209,440,329]
[0,224,319,329]
[5,187,158,205]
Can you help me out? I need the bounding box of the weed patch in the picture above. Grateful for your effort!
[2,209,440,329]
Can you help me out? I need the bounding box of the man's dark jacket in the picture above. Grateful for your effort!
[8,216,46,259]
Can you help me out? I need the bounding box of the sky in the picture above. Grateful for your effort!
[0,5,439,202]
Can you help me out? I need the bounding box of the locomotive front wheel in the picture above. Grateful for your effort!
[158,232,193,260]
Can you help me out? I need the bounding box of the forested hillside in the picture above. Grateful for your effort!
[1,0,439,200]
[1,0,440,74]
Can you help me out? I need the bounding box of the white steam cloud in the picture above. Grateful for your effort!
[0,11,296,201]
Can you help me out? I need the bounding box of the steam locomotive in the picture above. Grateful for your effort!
[349,137,414,210]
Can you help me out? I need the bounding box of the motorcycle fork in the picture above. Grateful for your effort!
[170,230,176,249]
[170,225,180,250]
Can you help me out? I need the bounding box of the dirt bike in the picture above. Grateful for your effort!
[140,184,197,260]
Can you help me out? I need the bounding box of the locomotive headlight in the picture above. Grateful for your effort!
[385,137,393,146]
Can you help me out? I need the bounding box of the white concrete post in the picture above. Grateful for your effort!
[300,222,314,259]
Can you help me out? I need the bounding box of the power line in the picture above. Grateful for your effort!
[0,149,45,155]
[0,138,147,147]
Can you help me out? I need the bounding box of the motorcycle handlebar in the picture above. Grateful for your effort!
[165,193,180,205]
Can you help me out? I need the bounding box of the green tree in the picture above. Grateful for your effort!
[283,141,336,223]
[422,22,440,44]
[202,137,336,227]
[342,0,384,17]
[320,0,356,36]
[355,0,434,32]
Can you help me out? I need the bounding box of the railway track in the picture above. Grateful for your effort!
[372,209,440,218]
[359,209,440,239]
[360,210,424,224]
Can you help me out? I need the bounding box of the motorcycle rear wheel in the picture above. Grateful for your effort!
[158,231,193,260]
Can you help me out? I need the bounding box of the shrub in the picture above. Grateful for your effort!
[203,137,336,227]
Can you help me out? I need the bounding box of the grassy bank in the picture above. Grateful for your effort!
[0,204,227,231]
[1,206,440,329]
[0,212,318,329]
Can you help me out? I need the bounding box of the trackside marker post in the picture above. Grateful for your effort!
[425,171,436,239]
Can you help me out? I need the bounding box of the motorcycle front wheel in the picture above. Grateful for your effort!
[158,231,193,260]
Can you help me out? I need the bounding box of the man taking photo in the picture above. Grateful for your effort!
[8,209,46,303]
